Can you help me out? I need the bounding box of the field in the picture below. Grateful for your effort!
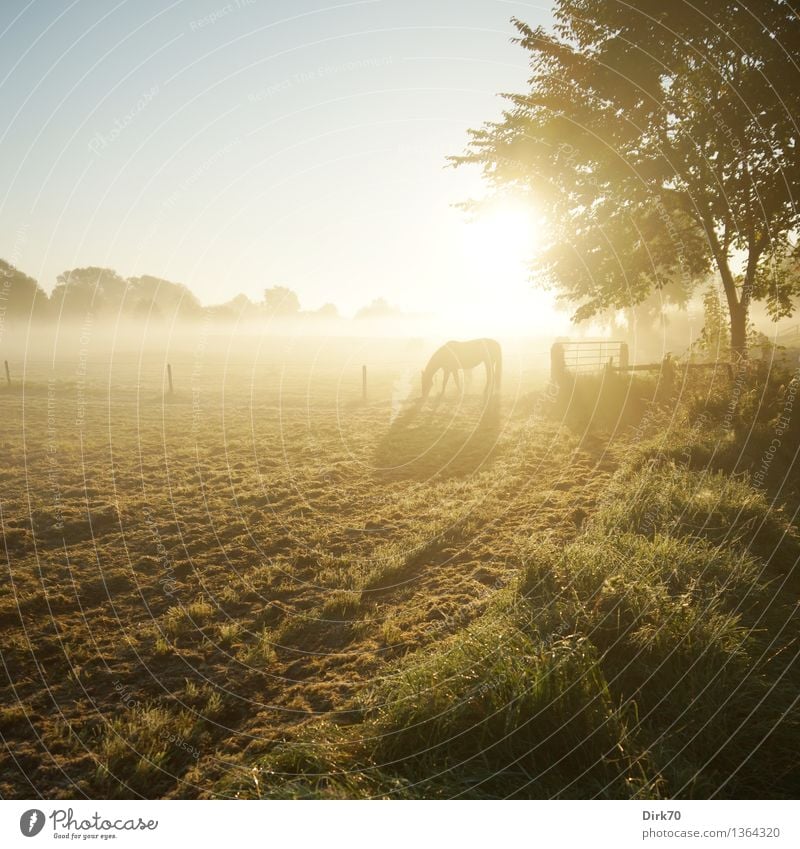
[1,328,799,799]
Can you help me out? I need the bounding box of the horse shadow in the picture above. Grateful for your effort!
[373,394,502,481]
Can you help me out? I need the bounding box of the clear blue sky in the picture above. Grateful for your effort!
[0,0,556,327]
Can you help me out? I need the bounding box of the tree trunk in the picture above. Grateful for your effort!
[729,300,748,359]
[716,256,748,360]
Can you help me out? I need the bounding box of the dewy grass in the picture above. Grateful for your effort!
[360,620,639,797]
[228,425,800,800]
[92,705,202,798]
[6,352,799,800]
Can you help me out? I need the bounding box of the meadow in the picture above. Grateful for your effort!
[1,327,798,799]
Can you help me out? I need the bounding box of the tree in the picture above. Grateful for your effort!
[263,286,300,316]
[127,275,202,321]
[225,293,257,318]
[50,267,128,318]
[131,297,163,321]
[355,297,403,319]
[314,302,339,318]
[699,284,731,358]
[452,2,800,356]
[206,294,260,322]
[0,260,48,322]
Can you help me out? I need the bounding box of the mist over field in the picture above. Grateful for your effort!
[2,0,800,807]
[3,305,800,799]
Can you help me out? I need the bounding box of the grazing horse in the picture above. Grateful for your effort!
[421,338,502,399]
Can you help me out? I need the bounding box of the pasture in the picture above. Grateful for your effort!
[1,329,617,797]
[3,327,798,799]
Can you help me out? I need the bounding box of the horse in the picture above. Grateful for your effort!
[421,338,502,399]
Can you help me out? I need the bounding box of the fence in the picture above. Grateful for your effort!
[550,341,733,399]
[550,340,629,381]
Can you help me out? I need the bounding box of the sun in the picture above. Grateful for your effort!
[464,197,548,290]
[471,198,544,267]
[456,197,565,335]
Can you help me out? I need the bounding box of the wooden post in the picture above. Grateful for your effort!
[550,342,566,384]
[660,353,675,400]
[167,363,173,394]
[619,342,629,371]
[362,365,367,401]
[4,360,9,386]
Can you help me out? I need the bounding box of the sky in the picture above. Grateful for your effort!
[0,0,566,333]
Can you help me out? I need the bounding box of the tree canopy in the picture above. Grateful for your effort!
[263,285,301,316]
[50,267,128,318]
[127,275,202,320]
[0,262,337,325]
[0,259,48,322]
[453,0,800,354]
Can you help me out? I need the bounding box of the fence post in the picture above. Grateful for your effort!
[362,365,367,401]
[660,353,675,400]
[551,342,566,384]
[619,342,629,371]
[167,363,173,394]
[4,360,9,387]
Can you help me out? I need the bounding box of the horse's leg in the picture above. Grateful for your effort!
[484,359,492,395]
[454,369,462,396]
[441,370,450,396]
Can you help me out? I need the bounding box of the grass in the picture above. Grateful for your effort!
[0,337,575,798]
[220,408,800,799]
[552,367,662,432]
[91,705,204,798]
[2,336,798,799]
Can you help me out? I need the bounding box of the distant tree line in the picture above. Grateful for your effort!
[0,259,407,325]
